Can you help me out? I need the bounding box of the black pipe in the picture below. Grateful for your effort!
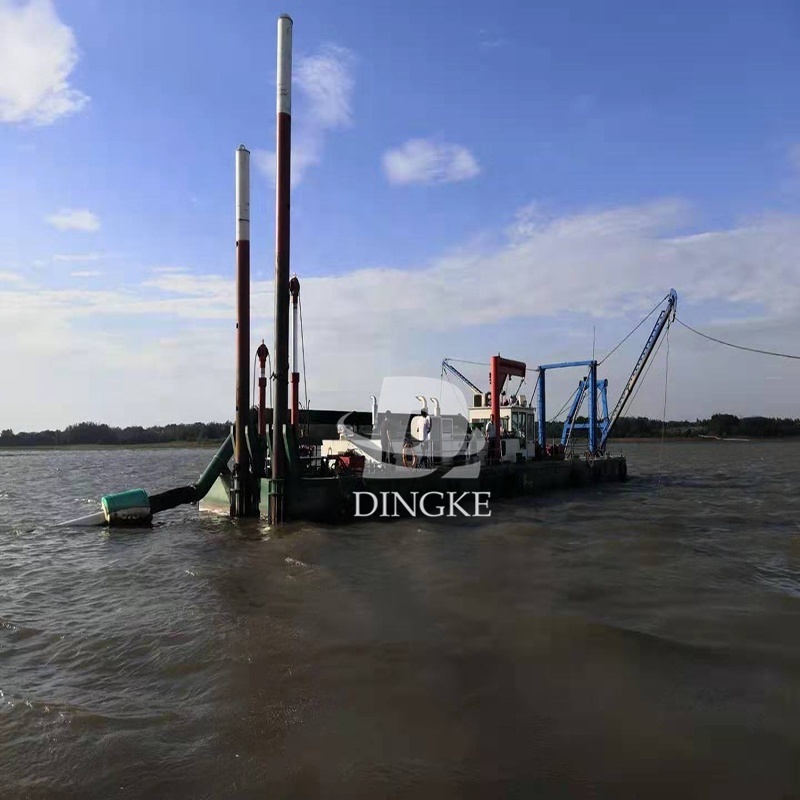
[148,433,234,514]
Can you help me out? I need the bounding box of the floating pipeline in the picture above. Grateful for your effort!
[56,433,234,528]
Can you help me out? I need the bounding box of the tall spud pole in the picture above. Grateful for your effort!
[270,14,292,525]
[233,144,253,517]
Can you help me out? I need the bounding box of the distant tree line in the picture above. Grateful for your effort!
[0,421,232,447]
[546,413,800,440]
[1,413,799,448]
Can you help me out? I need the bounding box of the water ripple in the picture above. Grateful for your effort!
[0,443,799,796]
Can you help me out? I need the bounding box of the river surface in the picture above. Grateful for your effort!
[1,442,799,798]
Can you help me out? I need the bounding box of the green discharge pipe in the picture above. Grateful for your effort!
[191,432,234,501]
[60,432,236,527]
[283,424,298,476]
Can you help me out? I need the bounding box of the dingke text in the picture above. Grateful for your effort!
[353,491,492,518]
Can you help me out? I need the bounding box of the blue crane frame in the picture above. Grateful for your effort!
[537,360,602,453]
[538,289,677,455]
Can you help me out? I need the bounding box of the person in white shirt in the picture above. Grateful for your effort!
[485,415,497,462]
[419,408,432,467]
[466,424,477,462]
[380,411,393,464]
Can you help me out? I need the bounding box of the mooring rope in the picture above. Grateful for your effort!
[268,352,273,410]
[446,358,490,367]
[657,321,671,492]
[598,293,670,366]
[675,318,800,360]
[549,384,582,425]
[298,296,310,430]
[441,369,470,415]
[624,330,668,416]
[251,353,258,410]
[529,370,541,401]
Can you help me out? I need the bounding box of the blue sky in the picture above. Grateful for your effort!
[1,0,800,429]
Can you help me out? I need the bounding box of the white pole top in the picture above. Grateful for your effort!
[236,145,250,241]
[277,15,293,115]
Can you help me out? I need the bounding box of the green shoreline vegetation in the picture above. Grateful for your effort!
[1,414,799,448]
[0,421,231,448]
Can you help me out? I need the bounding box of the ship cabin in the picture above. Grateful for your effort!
[322,391,539,468]
[467,392,538,463]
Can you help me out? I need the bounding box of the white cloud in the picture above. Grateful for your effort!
[255,44,355,186]
[0,270,23,283]
[295,44,354,128]
[149,266,189,275]
[383,139,481,185]
[46,208,100,232]
[54,252,103,262]
[3,199,800,428]
[70,270,102,278]
[477,26,508,49]
[0,0,89,125]
[253,144,319,188]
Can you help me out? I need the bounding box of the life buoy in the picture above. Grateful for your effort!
[402,442,417,468]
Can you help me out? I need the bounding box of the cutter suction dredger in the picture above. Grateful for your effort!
[56,15,671,529]
[198,349,638,524]
[203,288,675,524]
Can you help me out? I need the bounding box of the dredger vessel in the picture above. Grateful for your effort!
[63,15,676,529]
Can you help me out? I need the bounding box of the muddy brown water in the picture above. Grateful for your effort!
[1,442,799,798]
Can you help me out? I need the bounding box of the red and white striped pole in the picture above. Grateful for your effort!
[270,14,292,525]
[234,144,253,516]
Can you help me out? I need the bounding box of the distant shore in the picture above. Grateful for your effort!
[0,441,226,451]
[606,437,762,444]
[2,437,794,453]
[3,414,798,448]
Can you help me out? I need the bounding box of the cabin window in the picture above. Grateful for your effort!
[441,418,453,436]
[511,411,526,438]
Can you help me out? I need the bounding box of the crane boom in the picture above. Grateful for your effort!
[599,289,677,452]
[441,359,484,397]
